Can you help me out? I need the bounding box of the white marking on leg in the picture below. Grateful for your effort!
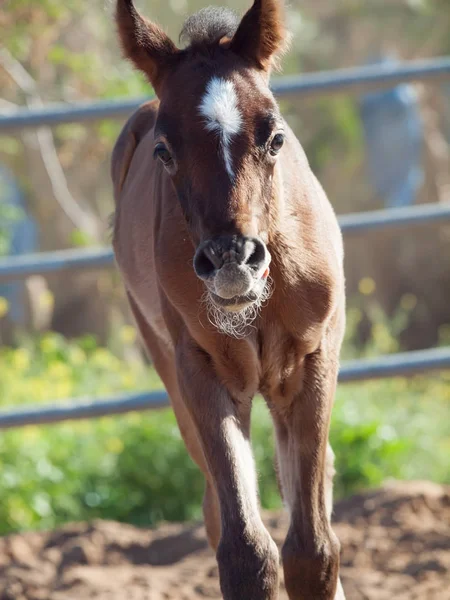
[275,434,295,514]
[199,77,242,180]
[224,416,260,521]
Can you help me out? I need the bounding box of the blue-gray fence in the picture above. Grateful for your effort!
[1,346,450,430]
[2,202,450,282]
[1,57,450,131]
[1,56,450,429]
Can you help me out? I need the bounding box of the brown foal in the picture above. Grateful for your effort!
[111,1,346,598]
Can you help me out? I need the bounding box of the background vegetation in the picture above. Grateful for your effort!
[0,312,447,536]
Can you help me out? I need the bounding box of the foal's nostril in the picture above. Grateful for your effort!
[194,245,222,279]
[244,238,267,271]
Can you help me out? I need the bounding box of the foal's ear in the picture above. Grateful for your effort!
[230,0,288,73]
[116,0,179,96]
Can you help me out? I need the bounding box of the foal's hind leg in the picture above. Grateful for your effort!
[270,347,345,600]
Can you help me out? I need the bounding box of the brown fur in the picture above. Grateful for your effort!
[230,0,289,72]
[112,2,346,598]
[115,0,180,94]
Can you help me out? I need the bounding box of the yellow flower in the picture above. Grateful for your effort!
[71,421,92,435]
[119,325,137,345]
[0,297,9,318]
[438,324,450,344]
[106,437,124,454]
[394,378,408,392]
[126,413,140,425]
[400,293,417,311]
[68,346,86,366]
[358,277,376,296]
[23,426,40,441]
[29,378,47,402]
[53,381,72,399]
[40,334,59,354]
[121,373,135,388]
[48,362,71,380]
[92,349,120,369]
[12,348,31,371]
[10,506,30,527]
[38,289,54,311]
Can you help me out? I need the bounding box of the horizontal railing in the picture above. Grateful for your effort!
[0,346,449,430]
[1,57,449,131]
[1,202,449,283]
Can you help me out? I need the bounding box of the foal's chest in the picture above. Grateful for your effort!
[205,286,329,404]
[215,332,308,408]
[257,325,307,405]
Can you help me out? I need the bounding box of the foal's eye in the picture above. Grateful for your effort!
[269,133,285,156]
[153,143,173,165]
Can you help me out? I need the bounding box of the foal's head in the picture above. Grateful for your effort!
[116,1,289,334]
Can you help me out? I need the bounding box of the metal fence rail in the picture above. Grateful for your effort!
[0,247,114,283]
[1,57,449,131]
[0,346,449,430]
[338,202,450,235]
[1,202,450,282]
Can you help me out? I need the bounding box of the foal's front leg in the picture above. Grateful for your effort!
[176,334,279,600]
[271,348,345,600]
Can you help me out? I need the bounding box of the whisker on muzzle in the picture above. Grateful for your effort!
[201,276,274,338]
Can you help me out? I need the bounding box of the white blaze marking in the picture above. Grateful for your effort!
[199,77,242,180]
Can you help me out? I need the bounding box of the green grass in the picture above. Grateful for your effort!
[0,328,448,535]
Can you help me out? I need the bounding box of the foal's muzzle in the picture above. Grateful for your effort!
[194,235,270,306]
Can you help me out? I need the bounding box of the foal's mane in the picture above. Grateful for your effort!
[179,7,240,48]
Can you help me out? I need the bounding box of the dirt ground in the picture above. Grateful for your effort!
[0,480,448,600]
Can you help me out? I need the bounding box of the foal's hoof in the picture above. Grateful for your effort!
[282,530,340,600]
[217,530,279,599]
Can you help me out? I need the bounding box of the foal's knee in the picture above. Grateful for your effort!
[282,528,340,600]
[217,527,279,600]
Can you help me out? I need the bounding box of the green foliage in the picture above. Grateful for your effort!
[70,228,94,248]
[0,411,204,533]
[0,332,160,405]
[342,291,420,360]
[0,330,448,535]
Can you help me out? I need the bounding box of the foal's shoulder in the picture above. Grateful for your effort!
[111,99,159,199]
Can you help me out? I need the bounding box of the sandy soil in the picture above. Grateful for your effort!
[0,480,448,600]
